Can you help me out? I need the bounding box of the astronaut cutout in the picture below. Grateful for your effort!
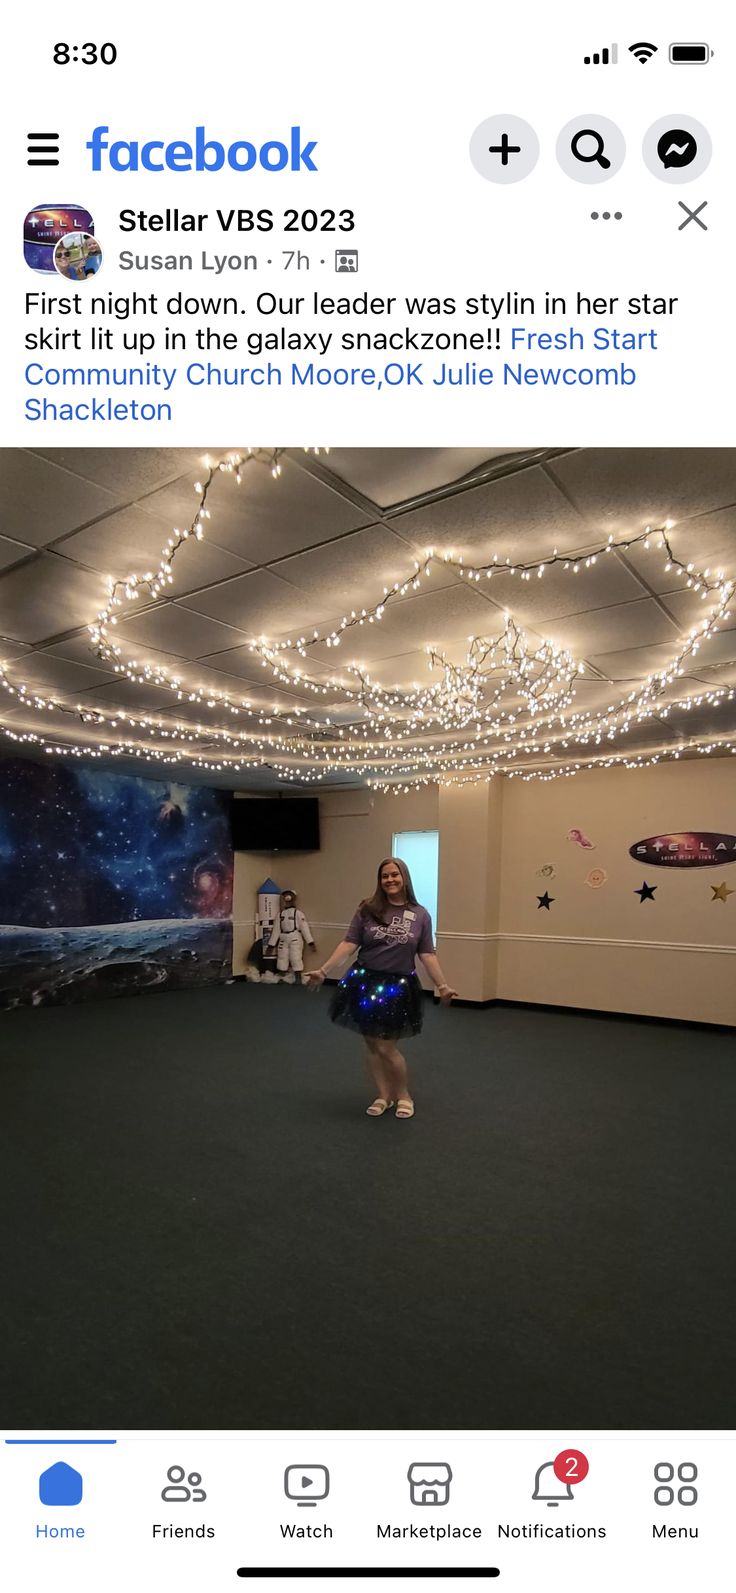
[268,890,316,983]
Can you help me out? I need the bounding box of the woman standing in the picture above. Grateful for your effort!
[305,857,457,1119]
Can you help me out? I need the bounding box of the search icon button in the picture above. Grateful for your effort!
[571,128,611,168]
[557,115,625,182]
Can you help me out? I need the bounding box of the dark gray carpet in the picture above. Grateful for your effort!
[1,982,734,1430]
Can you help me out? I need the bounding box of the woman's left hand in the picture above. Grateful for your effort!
[438,986,458,1006]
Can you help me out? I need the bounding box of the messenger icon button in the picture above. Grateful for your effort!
[643,115,711,182]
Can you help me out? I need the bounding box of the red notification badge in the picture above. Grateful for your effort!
[553,1449,589,1486]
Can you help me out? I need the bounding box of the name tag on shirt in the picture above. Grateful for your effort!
[403,910,416,921]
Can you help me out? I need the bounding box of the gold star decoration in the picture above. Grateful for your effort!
[710,882,734,903]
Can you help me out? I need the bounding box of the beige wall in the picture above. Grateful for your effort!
[436,781,504,1002]
[231,759,736,1025]
[497,759,736,1025]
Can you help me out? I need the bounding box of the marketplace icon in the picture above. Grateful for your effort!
[408,1463,453,1505]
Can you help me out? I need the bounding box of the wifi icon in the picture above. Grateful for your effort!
[629,41,658,62]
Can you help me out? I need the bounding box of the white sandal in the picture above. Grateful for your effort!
[395,1098,415,1119]
[366,1097,394,1116]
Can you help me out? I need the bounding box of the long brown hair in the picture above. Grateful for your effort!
[358,856,418,924]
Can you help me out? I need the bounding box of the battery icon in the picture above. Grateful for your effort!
[669,43,712,63]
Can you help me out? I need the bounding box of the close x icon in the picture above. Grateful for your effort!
[678,200,708,230]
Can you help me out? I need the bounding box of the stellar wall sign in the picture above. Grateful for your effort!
[629,832,736,868]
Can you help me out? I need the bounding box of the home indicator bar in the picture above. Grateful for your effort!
[236,1572,501,1581]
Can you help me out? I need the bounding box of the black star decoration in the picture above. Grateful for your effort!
[537,891,554,909]
[635,881,657,903]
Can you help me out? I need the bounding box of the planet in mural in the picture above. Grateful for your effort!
[191,858,231,915]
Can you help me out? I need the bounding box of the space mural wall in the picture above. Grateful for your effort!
[0,757,233,1008]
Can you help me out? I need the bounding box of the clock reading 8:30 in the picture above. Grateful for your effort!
[53,43,118,64]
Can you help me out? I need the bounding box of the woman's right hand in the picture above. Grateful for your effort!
[304,969,326,987]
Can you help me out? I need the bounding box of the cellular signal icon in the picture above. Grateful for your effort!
[629,41,658,63]
[584,44,618,65]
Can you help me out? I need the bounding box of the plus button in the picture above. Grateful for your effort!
[488,133,522,166]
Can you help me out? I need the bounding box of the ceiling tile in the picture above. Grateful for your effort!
[690,663,736,692]
[47,632,193,675]
[0,535,35,573]
[620,518,736,594]
[5,453,118,546]
[325,448,512,506]
[484,555,647,626]
[0,555,108,644]
[0,637,32,660]
[549,449,736,531]
[552,677,631,710]
[195,642,333,692]
[76,678,180,711]
[47,503,183,570]
[154,676,315,717]
[587,642,693,681]
[680,628,736,667]
[391,463,589,565]
[28,448,204,499]
[46,637,323,718]
[3,653,116,693]
[275,525,438,617]
[143,452,372,563]
[52,504,255,595]
[113,601,250,659]
[659,704,736,740]
[347,648,438,688]
[178,567,327,634]
[534,599,681,658]
[658,674,720,700]
[304,582,505,672]
[655,586,730,633]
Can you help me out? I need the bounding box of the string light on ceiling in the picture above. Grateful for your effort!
[2,693,734,786]
[0,450,734,786]
[1,659,733,784]
[90,447,328,641]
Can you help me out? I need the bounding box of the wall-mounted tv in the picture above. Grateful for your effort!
[231,797,320,852]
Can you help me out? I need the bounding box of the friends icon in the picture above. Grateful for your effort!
[161,1465,207,1503]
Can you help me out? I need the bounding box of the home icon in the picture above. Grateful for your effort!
[39,1461,83,1506]
[407,1462,452,1506]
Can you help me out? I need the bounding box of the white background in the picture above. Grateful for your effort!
[2,0,733,443]
[2,1430,730,1591]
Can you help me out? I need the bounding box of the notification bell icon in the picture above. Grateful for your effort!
[532,1460,573,1506]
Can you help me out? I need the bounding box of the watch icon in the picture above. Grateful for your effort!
[284,1465,330,1506]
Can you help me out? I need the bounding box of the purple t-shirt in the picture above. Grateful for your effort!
[344,904,435,974]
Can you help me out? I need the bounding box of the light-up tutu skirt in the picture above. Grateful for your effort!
[329,963,423,1040]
